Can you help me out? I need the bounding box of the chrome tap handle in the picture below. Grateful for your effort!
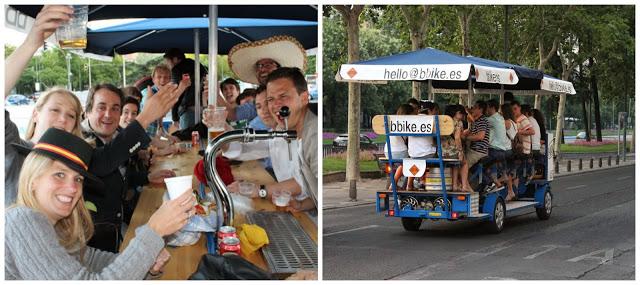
[278,106,292,160]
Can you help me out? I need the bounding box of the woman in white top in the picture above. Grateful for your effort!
[406,106,438,190]
[384,104,414,190]
[500,103,518,200]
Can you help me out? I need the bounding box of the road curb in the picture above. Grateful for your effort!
[323,201,376,210]
[554,162,635,178]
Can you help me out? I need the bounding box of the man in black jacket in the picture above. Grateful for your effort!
[82,83,180,252]
[164,48,208,130]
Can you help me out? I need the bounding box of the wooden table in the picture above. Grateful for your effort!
[120,147,317,280]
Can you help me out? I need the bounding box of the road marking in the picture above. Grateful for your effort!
[524,245,570,259]
[566,184,586,190]
[391,201,633,280]
[616,176,631,181]
[323,225,380,237]
[567,249,615,264]
[484,277,517,280]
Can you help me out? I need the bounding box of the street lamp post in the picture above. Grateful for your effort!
[66,53,72,91]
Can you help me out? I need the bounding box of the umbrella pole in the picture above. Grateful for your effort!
[467,76,473,107]
[209,5,218,109]
[194,29,201,123]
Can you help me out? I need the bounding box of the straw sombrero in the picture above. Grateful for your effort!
[228,35,307,85]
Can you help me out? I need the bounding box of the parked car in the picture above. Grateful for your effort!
[332,134,378,150]
[5,94,31,106]
[576,131,587,139]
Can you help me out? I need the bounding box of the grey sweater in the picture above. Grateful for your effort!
[5,207,165,280]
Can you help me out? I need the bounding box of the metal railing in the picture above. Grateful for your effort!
[322,142,385,157]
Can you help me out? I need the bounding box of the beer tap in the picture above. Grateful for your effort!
[278,106,292,160]
[204,128,296,227]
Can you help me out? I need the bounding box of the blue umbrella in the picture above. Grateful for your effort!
[339,47,522,86]
[338,47,574,94]
[86,17,317,56]
[10,5,317,21]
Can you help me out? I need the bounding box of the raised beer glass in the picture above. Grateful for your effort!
[56,5,88,49]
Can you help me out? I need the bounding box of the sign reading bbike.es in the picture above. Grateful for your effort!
[372,115,455,136]
[386,115,434,134]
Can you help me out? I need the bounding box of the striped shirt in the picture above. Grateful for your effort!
[515,114,532,154]
[470,115,490,154]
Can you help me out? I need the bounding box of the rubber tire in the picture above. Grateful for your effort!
[536,191,552,220]
[487,198,505,234]
[401,218,422,231]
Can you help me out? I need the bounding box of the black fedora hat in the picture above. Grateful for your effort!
[13,128,102,185]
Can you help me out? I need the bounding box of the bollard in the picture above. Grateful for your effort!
[608,156,611,166]
[567,160,572,172]
[598,157,602,168]
[555,160,559,174]
[589,158,593,169]
[616,155,620,165]
[578,158,583,170]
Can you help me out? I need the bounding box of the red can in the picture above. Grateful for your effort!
[219,236,241,256]
[191,131,200,147]
[217,226,237,240]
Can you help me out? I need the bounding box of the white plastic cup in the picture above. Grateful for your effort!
[272,190,292,207]
[239,181,256,197]
[164,175,193,200]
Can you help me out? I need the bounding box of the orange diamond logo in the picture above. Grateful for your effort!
[509,73,514,82]
[347,68,358,78]
[409,165,420,176]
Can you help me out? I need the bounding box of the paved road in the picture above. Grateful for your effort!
[323,166,635,280]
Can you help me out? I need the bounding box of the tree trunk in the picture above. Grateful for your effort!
[554,61,576,156]
[582,96,591,142]
[589,57,603,141]
[503,5,510,63]
[535,37,559,109]
[457,8,473,56]
[334,5,364,201]
[579,64,591,141]
[400,5,431,100]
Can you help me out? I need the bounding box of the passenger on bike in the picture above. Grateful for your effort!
[500,103,518,200]
[460,101,490,192]
[485,100,510,194]
[384,104,414,190]
[511,101,534,186]
[442,104,465,192]
[522,105,545,179]
[406,104,438,190]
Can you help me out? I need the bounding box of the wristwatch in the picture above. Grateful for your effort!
[258,185,267,199]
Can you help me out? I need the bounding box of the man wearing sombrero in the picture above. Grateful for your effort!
[219,36,307,124]
[221,36,316,210]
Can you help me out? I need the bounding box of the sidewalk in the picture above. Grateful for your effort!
[322,156,635,210]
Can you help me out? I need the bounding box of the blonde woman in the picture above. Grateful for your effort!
[6,87,85,206]
[6,128,195,280]
[5,5,85,206]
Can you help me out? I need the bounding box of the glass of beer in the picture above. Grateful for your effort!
[204,106,227,142]
[56,5,88,49]
[271,190,291,212]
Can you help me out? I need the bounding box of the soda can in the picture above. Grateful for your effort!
[219,236,241,256]
[191,131,200,147]
[217,226,237,240]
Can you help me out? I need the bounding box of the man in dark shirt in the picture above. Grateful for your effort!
[164,48,208,130]
[81,83,179,252]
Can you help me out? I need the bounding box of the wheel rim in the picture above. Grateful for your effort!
[544,192,552,214]
[495,202,504,229]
